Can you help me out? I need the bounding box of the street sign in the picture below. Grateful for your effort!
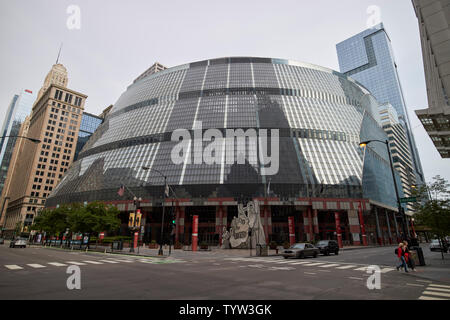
[400,197,417,203]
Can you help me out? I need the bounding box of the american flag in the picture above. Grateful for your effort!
[117,185,125,197]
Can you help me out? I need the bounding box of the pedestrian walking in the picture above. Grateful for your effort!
[403,240,416,272]
[395,243,408,272]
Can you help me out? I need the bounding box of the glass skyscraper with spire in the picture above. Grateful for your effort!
[336,23,425,185]
[0,89,35,194]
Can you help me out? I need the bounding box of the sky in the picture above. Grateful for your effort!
[0,0,448,183]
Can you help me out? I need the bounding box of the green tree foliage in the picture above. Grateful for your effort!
[412,175,450,259]
[31,202,121,238]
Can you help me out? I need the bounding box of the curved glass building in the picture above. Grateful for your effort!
[46,57,406,246]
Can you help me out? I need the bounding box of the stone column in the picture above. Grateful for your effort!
[216,205,223,246]
[334,212,343,248]
[177,206,185,244]
[347,209,361,245]
[374,208,383,246]
[392,210,400,243]
[384,209,393,244]
[303,209,311,242]
[312,209,319,239]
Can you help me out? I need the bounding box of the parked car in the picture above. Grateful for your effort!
[0,238,4,244]
[315,240,339,255]
[10,238,27,248]
[430,239,448,252]
[282,243,320,259]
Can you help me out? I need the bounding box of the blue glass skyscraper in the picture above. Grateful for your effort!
[0,89,35,193]
[336,23,424,184]
[74,112,103,160]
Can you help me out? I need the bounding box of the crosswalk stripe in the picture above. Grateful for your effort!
[302,262,326,266]
[380,268,395,273]
[99,260,119,264]
[429,284,450,289]
[319,264,341,268]
[290,261,311,265]
[5,265,23,270]
[48,262,68,267]
[66,261,86,265]
[426,287,450,293]
[418,295,446,300]
[273,260,297,264]
[353,267,368,271]
[83,260,103,265]
[109,259,134,263]
[27,264,46,268]
[336,265,357,269]
[422,291,450,298]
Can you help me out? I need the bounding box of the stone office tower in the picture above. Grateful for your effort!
[2,63,87,236]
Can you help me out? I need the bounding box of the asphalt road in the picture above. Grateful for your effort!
[1,243,449,300]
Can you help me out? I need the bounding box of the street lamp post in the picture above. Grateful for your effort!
[359,139,409,240]
[142,166,168,256]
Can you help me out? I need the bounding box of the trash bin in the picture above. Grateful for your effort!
[411,246,425,266]
[256,244,268,256]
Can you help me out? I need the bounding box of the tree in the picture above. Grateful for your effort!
[412,175,450,259]
[31,202,121,248]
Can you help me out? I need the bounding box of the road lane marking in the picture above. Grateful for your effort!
[319,264,340,268]
[304,272,316,275]
[83,260,104,265]
[109,259,133,263]
[416,280,432,283]
[5,265,23,270]
[273,260,298,264]
[336,265,357,269]
[429,284,450,289]
[380,268,395,273]
[27,264,46,268]
[48,262,68,267]
[99,260,119,264]
[422,291,450,298]
[302,263,326,266]
[418,296,446,300]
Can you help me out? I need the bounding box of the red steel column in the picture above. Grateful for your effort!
[192,215,198,252]
[288,216,295,246]
[334,212,343,248]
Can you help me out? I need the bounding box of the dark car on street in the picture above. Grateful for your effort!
[315,240,339,255]
[282,243,320,259]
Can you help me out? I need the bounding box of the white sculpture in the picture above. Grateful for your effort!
[227,200,266,249]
